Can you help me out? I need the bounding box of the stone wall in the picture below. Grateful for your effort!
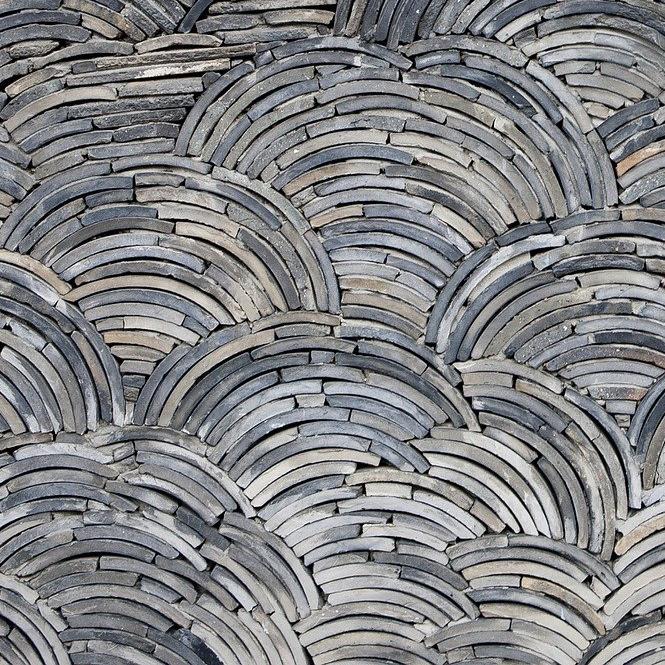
[1,1,665,663]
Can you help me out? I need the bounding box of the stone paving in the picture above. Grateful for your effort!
[1,0,665,663]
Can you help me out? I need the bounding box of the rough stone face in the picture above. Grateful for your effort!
[1,1,665,664]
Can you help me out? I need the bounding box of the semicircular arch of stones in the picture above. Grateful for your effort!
[1,1,665,664]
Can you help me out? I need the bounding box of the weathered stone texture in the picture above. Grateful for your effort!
[1,1,665,663]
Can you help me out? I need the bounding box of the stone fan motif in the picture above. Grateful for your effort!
[1,0,665,663]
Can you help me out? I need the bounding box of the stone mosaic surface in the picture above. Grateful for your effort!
[2,0,665,663]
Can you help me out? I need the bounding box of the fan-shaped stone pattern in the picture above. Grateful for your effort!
[1,1,665,664]
[430,211,665,431]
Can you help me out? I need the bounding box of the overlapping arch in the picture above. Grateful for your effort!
[1,0,665,663]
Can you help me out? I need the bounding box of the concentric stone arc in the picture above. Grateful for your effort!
[1,1,665,664]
